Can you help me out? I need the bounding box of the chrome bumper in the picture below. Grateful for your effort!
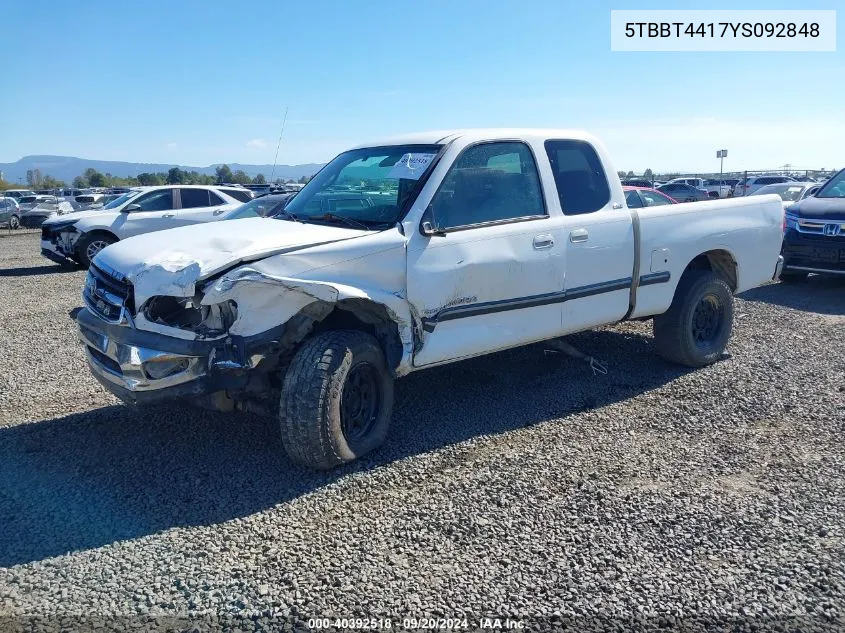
[78,320,207,394]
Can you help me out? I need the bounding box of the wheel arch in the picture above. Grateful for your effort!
[205,273,417,376]
[309,299,405,372]
[683,248,738,292]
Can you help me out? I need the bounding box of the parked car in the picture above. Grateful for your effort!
[213,184,255,202]
[1,189,36,200]
[74,193,123,211]
[20,200,75,228]
[40,185,248,268]
[621,179,654,188]
[704,179,733,198]
[780,168,845,281]
[74,193,105,208]
[668,177,707,189]
[656,182,710,202]
[623,186,677,208]
[749,182,820,210]
[220,193,297,219]
[0,197,22,229]
[733,175,792,197]
[74,128,784,470]
[18,194,58,211]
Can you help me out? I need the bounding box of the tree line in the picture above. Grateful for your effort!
[0,164,311,191]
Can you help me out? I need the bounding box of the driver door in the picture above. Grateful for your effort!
[406,140,567,366]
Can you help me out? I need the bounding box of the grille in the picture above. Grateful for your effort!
[796,218,845,236]
[84,264,135,322]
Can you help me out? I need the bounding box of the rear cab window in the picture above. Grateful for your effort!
[543,139,611,215]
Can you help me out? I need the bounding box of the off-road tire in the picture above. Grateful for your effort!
[279,330,394,470]
[779,270,808,283]
[653,270,734,368]
[76,232,116,269]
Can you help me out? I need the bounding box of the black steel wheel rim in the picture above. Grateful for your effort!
[692,293,723,346]
[341,362,381,442]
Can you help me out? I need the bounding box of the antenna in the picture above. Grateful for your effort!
[270,106,289,183]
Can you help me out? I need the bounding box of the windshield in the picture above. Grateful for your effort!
[104,191,141,210]
[222,196,289,220]
[282,144,442,228]
[751,184,809,201]
[816,170,845,199]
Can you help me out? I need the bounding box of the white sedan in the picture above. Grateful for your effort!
[749,182,820,209]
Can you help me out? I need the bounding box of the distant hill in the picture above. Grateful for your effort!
[0,155,324,184]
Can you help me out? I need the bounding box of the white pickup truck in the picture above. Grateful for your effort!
[76,129,784,469]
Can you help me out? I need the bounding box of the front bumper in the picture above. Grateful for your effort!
[77,307,247,404]
[41,237,75,265]
[782,229,845,275]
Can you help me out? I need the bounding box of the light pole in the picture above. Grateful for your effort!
[716,149,728,196]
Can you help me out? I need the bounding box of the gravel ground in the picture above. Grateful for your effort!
[1,231,844,632]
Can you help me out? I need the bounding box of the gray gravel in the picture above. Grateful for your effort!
[1,231,844,632]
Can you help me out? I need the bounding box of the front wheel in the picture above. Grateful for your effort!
[279,330,394,470]
[9,214,20,230]
[76,232,116,269]
[653,270,734,367]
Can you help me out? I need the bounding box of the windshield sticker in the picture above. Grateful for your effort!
[787,187,803,193]
[387,153,436,180]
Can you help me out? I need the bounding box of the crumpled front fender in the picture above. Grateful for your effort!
[201,266,418,375]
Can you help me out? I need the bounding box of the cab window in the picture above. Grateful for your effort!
[428,141,545,230]
[544,140,610,215]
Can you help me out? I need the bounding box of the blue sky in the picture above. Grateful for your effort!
[1,0,842,172]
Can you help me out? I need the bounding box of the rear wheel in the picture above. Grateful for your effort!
[653,270,734,367]
[76,232,116,269]
[9,214,20,230]
[279,330,394,470]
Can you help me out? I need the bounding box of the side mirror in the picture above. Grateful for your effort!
[420,207,447,237]
[122,203,141,213]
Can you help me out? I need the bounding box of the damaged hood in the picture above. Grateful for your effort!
[94,218,371,305]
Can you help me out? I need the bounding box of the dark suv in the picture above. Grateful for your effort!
[781,168,845,281]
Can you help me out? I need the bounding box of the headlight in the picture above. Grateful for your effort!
[784,213,799,232]
[143,296,237,335]
[45,220,78,233]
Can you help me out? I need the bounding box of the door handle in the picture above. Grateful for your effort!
[162,213,175,218]
[213,209,224,215]
[533,234,554,249]
[569,228,589,243]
